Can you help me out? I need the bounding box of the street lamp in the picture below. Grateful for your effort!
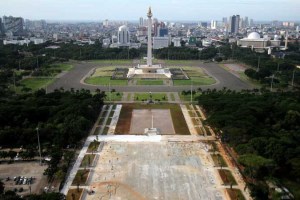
[36,127,42,165]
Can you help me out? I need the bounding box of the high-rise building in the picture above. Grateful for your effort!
[229,15,240,34]
[2,16,24,35]
[0,18,3,34]
[139,17,144,27]
[244,17,249,27]
[103,19,109,27]
[211,20,217,29]
[117,25,130,47]
[250,19,254,26]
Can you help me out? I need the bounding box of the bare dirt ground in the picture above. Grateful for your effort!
[0,162,48,195]
[130,109,175,135]
[86,142,224,200]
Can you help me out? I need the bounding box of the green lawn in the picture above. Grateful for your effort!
[136,79,164,85]
[104,92,123,101]
[164,60,200,65]
[50,63,73,71]
[174,76,215,85]
[134,93,168,101]
[17,77,55,92]
[92,67,117,77]
[85,76,128,86]
[91,60,132,65]
[179,93,201,101]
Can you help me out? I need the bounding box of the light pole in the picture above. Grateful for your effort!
[36,127,42,166]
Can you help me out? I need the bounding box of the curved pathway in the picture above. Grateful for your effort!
[48,61,253,92]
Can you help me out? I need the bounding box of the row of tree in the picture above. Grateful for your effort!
[197,89,300,199]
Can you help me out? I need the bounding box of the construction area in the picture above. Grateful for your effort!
[63,104,250,200]
[87,141,224,200]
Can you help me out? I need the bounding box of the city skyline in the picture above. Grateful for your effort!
[0,0,299,21]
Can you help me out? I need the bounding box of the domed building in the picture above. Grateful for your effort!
[237,32,280,49]
[117,25,130,47]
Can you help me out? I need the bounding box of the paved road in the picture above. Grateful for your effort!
[48,61,253,92]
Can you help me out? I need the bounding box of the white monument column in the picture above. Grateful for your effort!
[147,7,153,67]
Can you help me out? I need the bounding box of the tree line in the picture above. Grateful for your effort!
[197,89,300,199]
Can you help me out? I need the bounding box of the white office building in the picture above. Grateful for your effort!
[153,37,169,49]
[117,25,130,47]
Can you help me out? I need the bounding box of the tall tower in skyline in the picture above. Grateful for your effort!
[139,17,144,27]
[229,15,240,34]
[147,6,153,67]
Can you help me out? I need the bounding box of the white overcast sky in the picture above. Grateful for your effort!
[0,0,299,21]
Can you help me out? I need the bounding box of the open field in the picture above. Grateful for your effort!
[136,79,164,85]
[0,162,47,195]
[90,60,133,65]
[18,77,54,92]
[49,63,74,71]
[134,92,167,101]
[91,67,116,77]
[86,142,224,200]
[115,104,190,135]
[104,92,123,101]
[85,77,128,86]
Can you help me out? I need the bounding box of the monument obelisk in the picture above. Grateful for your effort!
[147,7,153,67]
[126,7,172,78]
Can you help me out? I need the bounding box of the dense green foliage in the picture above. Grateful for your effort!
[197,89,300,199]
[154,46,217,60]
[0,89,104,147]
[0,89,105,181]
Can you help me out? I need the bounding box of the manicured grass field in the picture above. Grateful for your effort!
[104,92,123,101]
[164,60,201,65]
[92,67,117,77]
[18,77,54,92]
[134,93,168,101]
[136,79,164,85]
[85,76,128,86]
[179,93,201,101]
[173,76,215,85]
[50,63,73,71]
[91,60,132,65]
